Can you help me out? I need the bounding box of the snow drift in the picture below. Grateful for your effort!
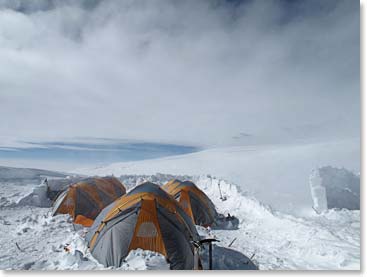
[17,183,51,208]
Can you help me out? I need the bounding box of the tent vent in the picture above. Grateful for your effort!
[180,199,189,210]
[136,222,158,237]
[64,198,74,207]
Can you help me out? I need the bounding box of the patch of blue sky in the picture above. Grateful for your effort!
[0,141,200,165]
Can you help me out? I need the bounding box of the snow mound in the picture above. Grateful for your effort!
[117,249,169,270]
[17,183,51,208]
[310,166,360,213]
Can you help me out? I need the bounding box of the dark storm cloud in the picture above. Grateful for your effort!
[0,0,360,148]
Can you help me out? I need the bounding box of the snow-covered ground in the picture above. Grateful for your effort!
[0,174,360,270]
[0,182,169,270]
[0,205,169,270]
[193,177,359,270]
[0,139,360,270]
[76,139,360,216]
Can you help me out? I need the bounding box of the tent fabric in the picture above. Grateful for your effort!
[87,182,200,270]
[52,177,126,227]
[162,179,218,227]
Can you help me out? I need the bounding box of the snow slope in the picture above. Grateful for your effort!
[0,166,67,182]
[0,137,360,270]
[76,139,360,216]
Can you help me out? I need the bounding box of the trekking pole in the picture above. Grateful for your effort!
[218,183,223,200]
[218,182,227,201]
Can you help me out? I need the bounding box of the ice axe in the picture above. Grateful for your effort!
[192,238,220,270]
[201,238,220,270]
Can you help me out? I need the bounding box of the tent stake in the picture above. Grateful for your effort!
[15,242,23,252]
[228,237,237,247]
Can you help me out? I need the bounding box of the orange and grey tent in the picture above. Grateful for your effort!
[86,182,200,270]
[52,177,126,227]
[162,179,218,227]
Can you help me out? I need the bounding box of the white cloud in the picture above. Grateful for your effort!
[0,0,360,148]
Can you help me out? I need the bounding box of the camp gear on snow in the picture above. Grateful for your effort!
[86,182,201,270]
[214,213,240,230]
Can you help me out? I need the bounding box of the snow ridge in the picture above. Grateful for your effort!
[190,175,359,270]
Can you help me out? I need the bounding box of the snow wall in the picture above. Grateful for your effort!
[309,166,360,213]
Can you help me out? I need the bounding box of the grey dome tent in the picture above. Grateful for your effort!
[86,182,200,270]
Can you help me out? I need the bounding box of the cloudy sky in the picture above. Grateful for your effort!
[0,0,360,168]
